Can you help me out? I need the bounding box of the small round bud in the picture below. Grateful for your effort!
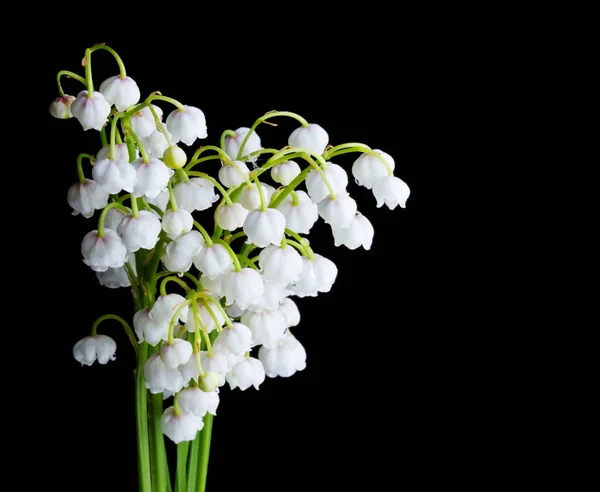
[50,95,76,119]
[163,145,187,169]
[198,371,221,392]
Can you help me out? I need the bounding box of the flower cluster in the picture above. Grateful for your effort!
[54,44,410,446]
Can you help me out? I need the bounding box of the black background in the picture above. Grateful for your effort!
[27,10,468,492]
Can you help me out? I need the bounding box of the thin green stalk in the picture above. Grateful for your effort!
[196,414,214,492]
[151,392,168,492]
[176,442,189,492]
[187,434,201,492]
[136,342,152,492]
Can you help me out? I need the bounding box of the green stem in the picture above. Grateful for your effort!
[177,168,190,183]
[131,195,140,218]
[187,171,232,205]
[123,118,149,161]
[84,48,94,95]
[100,125,108,147]
[160,275,191,297]
[196,414,214,492]
[151,393,168,492]
[147,94,186,111]
[148,104,173,146]
[220,129,236,150]
[136,342,152,492]
[195,293,233,328]
[90,44,127,78]
[56,70,87,95]
[268,165,312,208]
[109,113,123,161]
[212,238,241,272]
[187,434,200,492]
[168,181,178,211]
[193,220,214,246]
[76,153,94,182]
[176,442,189,492]
[224,230,247,245]
[191,145,234,165]
[97,202,131,237]
[90,314,138,356]
[185,155,222,172]
[252,173,266,212]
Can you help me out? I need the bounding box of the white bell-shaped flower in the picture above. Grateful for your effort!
[239,183,271,211]
[96,265,130,288]
[317,192,358,229]
[185,299,224,333]
[198,371,222,392]
[192,243,233,279]
[162,230,204,274]
[117,210,161,252]
[288,123,329,156]
[279,297,300,327]
[215,202,248,231]
[162,209,193,238]
[71,90,111,131]
[177,387,219,417]
[81,229,128,272]
[173,178,219,212]
[305,163,348,203]
[142,127,171,157]
[218,160,250,189]
[166,105,207,146]
[99,75,141,111]
[258,244,303,285]
[276,190,319,234]
[145,353,185,394]
[373,176,410,209]
[67,179,109,218]
[213,322,252,356]
[224,127,262,161]
[73,335,117,365]
[134,308,168,345]
[104,207,128,231]
[263,183,276,203]
[200,347,239,375]
[161,406,204,444]
[259,332,307,378]
[130,105,163,138]
[92,157,137,194]
[178,354,200,384]
[149,294,189,325]
[292,254,338,297]
[226,357,265,390]
[271,160,301,186]
[146,189,170,211]
[160,338,193,369]
[222,268,264,310]
[226,302,245,318]
[240,309,287,349]
[132,157,173,199]
[200,269,233,297]
[247,280,289,312]
[97,143,131,162]
[352,150,395,189]
[50,95,76,119]
[332,213,374,250]
[243,208,286,248]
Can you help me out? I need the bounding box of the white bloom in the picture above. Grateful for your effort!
[193,243,233,279]
[276,190,319,234]
[132,157,173,199]
[146,189,170,211]
[373,176,410,209]
[81,229,128,272]
[215,202,248,231]
[200,269,233,297]
[96,265,130,288]
[288,123,329,156]
[259,332,307,378]
[239,183,271,211]
[161,406,204,444]
[241,309,287,349]
[130,105,163,138]
[243,208,286,248]
[305,163,348,203]
[104,207,128,230]
[71,90,111,131]
[162,231,204,273]
[177,387,219,417]
[271,160,301,186]
[166,105,207,146]
[144,353,185,394]
[222,268,264,310]
[117,211,161,252]
[317,192,358,229]
[160,338,193,369]
[67,179,109,218]
[352,150,395,189]
[149,294,189,325]
[141,127,171,157]
[218,160,250,189]
[162,209,193,238]
[293,254,338,297]
[247,280,289,312]
[99,75,141,111]
[213,322,252,355]
[173,178,219,212]
[224,127,262,161]
[200,347,239,375]
[226,357,265,390]
[258,244,303,285]
[332,213,374,250]
[179,354,200,384]
[279,297,300,327]
[49,95,75,119]
[97,143,131,162]
[133,308,169,345]
[92,157,137,194]
[73,335,117,366]
[226,302,245,318]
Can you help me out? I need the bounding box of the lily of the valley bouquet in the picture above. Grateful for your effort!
[50,43,410,491]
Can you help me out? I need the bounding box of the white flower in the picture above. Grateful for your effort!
[133,308,169,346]
[215,202,248,231]
[193,243,233,279]
[222,268,264,310]
[177,387,219,417]
[218,160,250,188]
[49,95,75,119]
[199,269,233,297]
[179,354,200,384]
[226,357,265,391]
[146,189,170,211]
[92,157,137,194]
[276,190,319,234]
[279,298,300,327]
[104,207,128,230]
[293,254,338,297]
[131,105,163,138]
[271,160,301,186]
[132,157,173,199]
[305,163,348,203]
[352,150,395,189]
[145,353,185,394]
[239,183,271,211]
[160,338,193,369]
[166,105,207,146]
[213,322,252,355]
[97,143,131,162]
[141,127,171,157]
[73,335,117,366]
[224,127,262,161]
[258,244,303,285]
[247,280,289,312]
[200,347,239,375]
[185,299,225,333]
[243,208,286,248]
[161,406,204,444]
[226,302,245,318]
[99,75,141,111]
[317,192,358,229]
[332,213,374,250]
[71,90,111,131]
[67,179,109,218]
[240,309,287,349]
[162,231,204,274]
[259,332,306,378]
[117,211,161,252]
[373,176,410,209]
[173,178,219,212]
[162,209,193,238]
[96,265,130,288]
[288,123,329,156]
[81,229,128,272]
[149,294,189,325]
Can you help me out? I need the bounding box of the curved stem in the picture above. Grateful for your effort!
[109,113,123,160]
[224,231,247,245]
[252,173,266,212]
[192,302,212,358]
[168,181,178,211]
[123,118,149,161]
[160,275,191,297]
[185,155,222,172]
[97,202,131,236]
[177,168,190,183]
[268,165,312,209]
[147,94,185,111]
[90,43,127,78]
[191,145,234,165]
[220,129,236,150]
[187,171,232,205]
[168,300,191,345]
[182,272,202,290]
[56,70,87,95]
[84,48,94,95]
[148,104,173,146]
[90,313,138,356]
[212,238,241,272]
[100,125,108,147]
[193,220,214,246]
[76,153,94,182]
[198,299,224,333]
[195,293,233,328]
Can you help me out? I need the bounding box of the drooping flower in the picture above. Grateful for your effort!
[81,229,128,272]
[288,123,329,156]
[258,332,307,378]
[224,127,262,161]
[49,95,76,119]
[99,75,141,111]
[243,208,286,248]
[226,357,266,390]
[166,105,207,146]
[67,179,109,218]
[70,90,111,131]
[73,335,117,366]
[372,176,410,210]
[161,407,204,444]
[271,160,301,186]
[332,213,374,250]
[352,150,395,189]
[117,210,161,252]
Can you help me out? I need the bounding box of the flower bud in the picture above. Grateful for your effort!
[160,338,193,368]
[49,95,76,119]
[243,208,286,248]
[198,371,222,392]
[67,179,109,218]
[288,123,329,156]
[271,160,301,186]
[163,145,187,169]
[224,127,262,161]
